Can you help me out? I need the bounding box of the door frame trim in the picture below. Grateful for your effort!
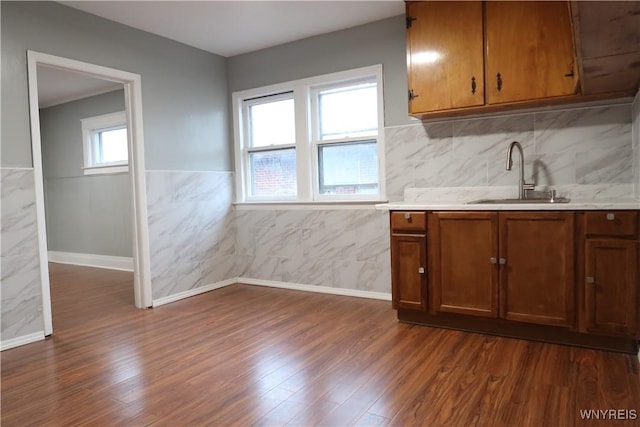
[27,50,153,335]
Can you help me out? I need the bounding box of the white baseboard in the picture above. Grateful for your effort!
[48,251,134,272]
[1,331,44,351]
[237,277,392,301]
[152,278,237,307]
[153,277,390,307]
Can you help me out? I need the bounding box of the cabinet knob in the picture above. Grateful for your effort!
[586,276,595,284]
[606,213,615,221]
[418,267,425,274]
[499,258,507,265]
[404,213,412,222]
[490,257,497,264]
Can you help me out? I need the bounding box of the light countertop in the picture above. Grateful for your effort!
[376,199,640,211]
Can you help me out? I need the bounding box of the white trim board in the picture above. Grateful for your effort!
[1,332,45,351]
[153,277,391,307]
[27,51,153,339]
[48,251,134,272]
[238,277,392,301]
[152,278,237,307]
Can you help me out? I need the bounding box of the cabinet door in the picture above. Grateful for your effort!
[585,240,638,337]
[499,212,574,327]
[430,212,499,317]
[391,233,427,311]
[406,1,484,113]
[485,1,577,104]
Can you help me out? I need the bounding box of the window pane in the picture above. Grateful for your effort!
[249,148,297,197]
[319,83,377,140]
[249,97,295,147]
[318,141,378,195]
[99,128,128,163]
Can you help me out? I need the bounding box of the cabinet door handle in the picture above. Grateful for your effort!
[471,76,476,94]
[490,257,497,264]
[499,258,507,265]
[606,213,615,221]
[586,276,595,284]
[403,213,412,223]
[418,267,425,274]
[496,73,502,92]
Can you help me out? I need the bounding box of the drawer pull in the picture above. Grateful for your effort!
[404,213,412,222]
[586,276,595,284]
[606,213,615,221]
[418,267,425,274]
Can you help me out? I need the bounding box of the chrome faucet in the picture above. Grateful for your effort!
[506,141,534,199]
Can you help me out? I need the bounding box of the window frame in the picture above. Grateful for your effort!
[81,111,128,175]
[232,65,385,204]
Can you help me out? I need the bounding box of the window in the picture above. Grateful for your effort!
[81,111,128,175]
[233,65,384,203]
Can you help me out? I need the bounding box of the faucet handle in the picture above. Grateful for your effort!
[549,189,556,202]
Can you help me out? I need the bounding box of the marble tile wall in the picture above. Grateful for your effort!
[235,208,391,294]
[385,104,634,201]
[146,171,236,301]
[1,168,44,341]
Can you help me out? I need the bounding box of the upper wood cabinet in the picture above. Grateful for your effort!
[406,1,579,117]
[406,1,484,113]
[485,2,578,104]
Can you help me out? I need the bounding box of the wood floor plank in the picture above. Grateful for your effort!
[1,263,639,426]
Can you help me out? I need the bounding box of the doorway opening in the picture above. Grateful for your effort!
[27,51,153,336]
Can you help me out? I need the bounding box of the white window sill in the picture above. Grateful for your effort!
[83,165,129,176]
[234,200,388,210]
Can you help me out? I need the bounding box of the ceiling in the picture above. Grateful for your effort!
[59,1,405,58]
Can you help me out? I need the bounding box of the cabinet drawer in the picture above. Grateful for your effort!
[584,211,638,237]
[391,211,426,231]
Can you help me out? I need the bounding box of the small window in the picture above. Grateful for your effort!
[81,111,128,175]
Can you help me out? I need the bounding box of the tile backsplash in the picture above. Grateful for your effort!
[385,103,634,201]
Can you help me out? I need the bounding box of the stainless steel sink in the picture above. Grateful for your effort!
[468,197,570,204]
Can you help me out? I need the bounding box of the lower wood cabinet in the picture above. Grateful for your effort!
[499,212,574,327]
[391,233,427,311]
[429,212,498,317]
[390,212,427,311]
[390,209,640,352]
[429,211,574,327]
[585,239,638,336]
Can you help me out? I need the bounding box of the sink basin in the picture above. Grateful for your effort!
[468,197,570,204]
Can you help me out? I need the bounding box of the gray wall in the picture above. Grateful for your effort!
[227,15,410,128]
[1,1,231,171]
[40,90,133,257]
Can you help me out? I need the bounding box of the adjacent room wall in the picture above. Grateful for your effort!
[1,1,234,345]
[40,89,133,258]
[2,1,230,171]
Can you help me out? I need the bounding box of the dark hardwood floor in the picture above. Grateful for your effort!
[1,262,639,426]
